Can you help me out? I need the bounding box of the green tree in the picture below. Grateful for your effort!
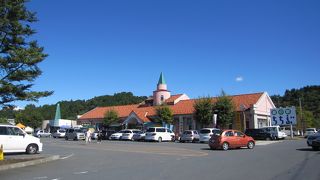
[103,109,118,126]
[15,104,43,128]
[156,105,173,125]
[194,96,213,127]
[0,117,7,123]
[214,91,235,129]
[0,0,53,107]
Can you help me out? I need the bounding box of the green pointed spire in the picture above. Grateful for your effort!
[158,72,166,85]
[53,103,61,126]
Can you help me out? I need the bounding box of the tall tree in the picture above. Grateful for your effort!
[194,96,213,127]
[214,91,235,129]
[156,105,173,125]
[15,104,43,128]
[0,0,53,107]
[103,109,118,127]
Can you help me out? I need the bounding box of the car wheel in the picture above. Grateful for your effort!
[247,141,255,149]
[312,146,319,151]
[26,144,38,154]
[65,136,68,140]
[222,142,229,151]
[158,137,162,143]
[180,140,185,143]
[266,137,271,141]
[73,137,77,141]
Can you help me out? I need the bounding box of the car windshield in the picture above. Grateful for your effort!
[75,129,83,133]
[200,129,211,134]
[123,130,132,133]
[133,130,141,133]
[184,131,192,134]
[306,128,315,131]
[59,129,66,133]
[147,128,155,132]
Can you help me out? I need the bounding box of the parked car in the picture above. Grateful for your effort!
[65,128,85,141]
[304,128,317,138]
[34,130,52,138]
[52,129,66,138]
[279,126,300,136]
[180,130,200,143]
[245,128,275,140]
[145,127,175,142]
[311,137,320,151]
[101,130,116,140]
[0,124,43,154]
[132,131,146,141]
[208,129,255,151]
[307,131,320,150]
[109,130,127,140]
[121,129,142,140]
[91,130,99,140]
[260,126,287,139]
[199,128,220,143]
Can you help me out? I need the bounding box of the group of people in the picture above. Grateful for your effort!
[85,129,103,144]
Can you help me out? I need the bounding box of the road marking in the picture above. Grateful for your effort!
[33,177,48,179]
[59,153,74,160]
[73,171,89,175]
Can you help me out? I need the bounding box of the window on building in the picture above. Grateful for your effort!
[160,95,164,101]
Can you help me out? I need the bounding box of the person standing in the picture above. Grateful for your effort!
[97,130,102,144]
[85,129,91,144]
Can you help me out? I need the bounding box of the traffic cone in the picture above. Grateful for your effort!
[0,144,3,160]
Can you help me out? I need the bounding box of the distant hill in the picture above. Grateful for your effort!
[271,85,320,128]
[0,92,148,121]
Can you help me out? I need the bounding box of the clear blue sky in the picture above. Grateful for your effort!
[18,0,320,107]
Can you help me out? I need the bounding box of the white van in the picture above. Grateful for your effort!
[260,126,287,140]
[145,127,175,142]
[0,124,43,154]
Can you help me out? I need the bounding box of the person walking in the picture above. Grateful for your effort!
[85,129,91,144]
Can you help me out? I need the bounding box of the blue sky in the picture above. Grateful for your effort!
[18,0,320,107]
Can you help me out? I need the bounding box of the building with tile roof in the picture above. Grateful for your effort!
[78,73,276,135]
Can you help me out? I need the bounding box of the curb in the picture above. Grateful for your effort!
[0,155,60,171]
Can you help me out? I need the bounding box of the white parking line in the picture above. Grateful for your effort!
[73,171,89,175]
[33,176,48,179]
[59,153,74,160]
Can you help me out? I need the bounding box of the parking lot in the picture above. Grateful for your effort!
[1,138,319,180]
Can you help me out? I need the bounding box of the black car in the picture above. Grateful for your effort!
[245,128,275,140]
[101,130,116,140]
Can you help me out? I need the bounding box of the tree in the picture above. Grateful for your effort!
[156,105,173,125]
[0,0,53,107]
[194,96,213,127]
[15,104,43,129]
[214,91,235,129]
[103,109,118,127]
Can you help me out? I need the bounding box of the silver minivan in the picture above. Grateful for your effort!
[199,128,220,143]
[65,128,85,141]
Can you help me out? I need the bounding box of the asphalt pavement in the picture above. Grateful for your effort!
[0,138,319,180]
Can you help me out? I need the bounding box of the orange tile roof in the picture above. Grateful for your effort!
[78,92,264,121]
[165,94,183,104]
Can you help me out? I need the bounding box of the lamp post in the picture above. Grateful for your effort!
[240,104,247,132]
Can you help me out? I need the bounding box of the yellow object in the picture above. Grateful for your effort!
[0,144,3,161]
[16,123,26,129]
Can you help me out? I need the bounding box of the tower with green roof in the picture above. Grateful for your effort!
[153,72,171,106]
[53,103,61,127]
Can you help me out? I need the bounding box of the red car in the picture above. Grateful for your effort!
[208,129,255,150]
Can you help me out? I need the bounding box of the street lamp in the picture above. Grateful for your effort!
[240,104,247,132]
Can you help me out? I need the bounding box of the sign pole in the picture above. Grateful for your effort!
[290,124,293,139]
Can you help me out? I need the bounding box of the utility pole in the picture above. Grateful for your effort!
[299,98,304,136]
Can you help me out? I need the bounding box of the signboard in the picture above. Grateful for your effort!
[271,107,296,125]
